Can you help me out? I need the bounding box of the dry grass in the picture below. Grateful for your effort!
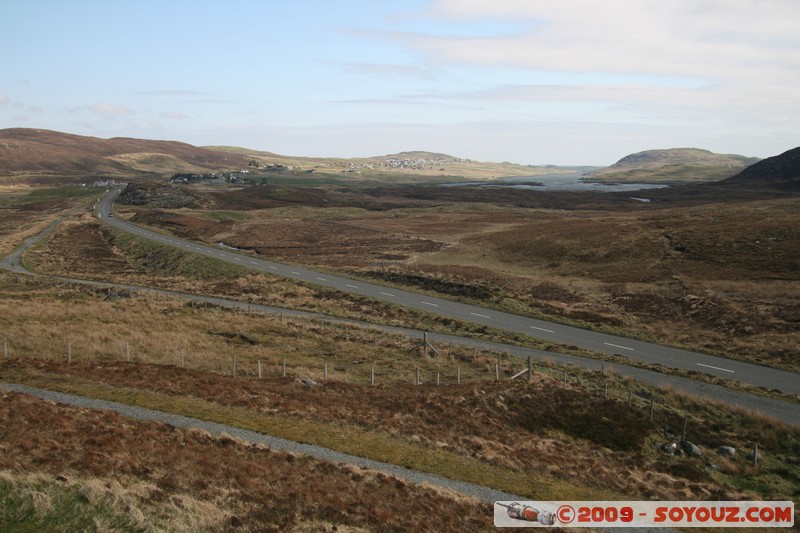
[21,217,601,365]
[0,278,508,385]
[134,188,799,370]
[0,278,797,526]
[3,183,799,527]
[0,391,493,531]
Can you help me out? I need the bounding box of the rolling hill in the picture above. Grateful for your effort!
[0,128,250,178]
[590,148,760,183]
[716,146,800,191]
[0,129,564,182]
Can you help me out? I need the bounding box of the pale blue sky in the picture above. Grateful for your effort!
[2,0,798,165]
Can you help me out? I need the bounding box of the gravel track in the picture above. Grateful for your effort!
[0,382,524,504]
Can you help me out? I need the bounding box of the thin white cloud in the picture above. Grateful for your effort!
[143,90,211,97]
[87,103,137,117]
[340,62,436,80]
[160,110,188,119]
[342,0,800,151]
[391,0,800,84]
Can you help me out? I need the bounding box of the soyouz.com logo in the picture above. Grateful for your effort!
[494,501,795,528]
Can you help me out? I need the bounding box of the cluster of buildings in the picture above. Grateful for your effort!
[342,156,470,172]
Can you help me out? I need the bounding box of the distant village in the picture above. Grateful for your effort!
[159,155,472,182]
[76,155,476,188]
[306,155,470,174]
[168,171,250,184]
[83,179,123,188]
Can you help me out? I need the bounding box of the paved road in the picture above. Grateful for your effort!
[1,204,798,424]
[7,269,800,426]
[98,189,800,397]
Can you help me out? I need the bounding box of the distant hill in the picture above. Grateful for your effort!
[590,148,759,183]
[204,146,560,181]
[0,128,249,178]
[377,151,458,161]
[717,146,800,191]
[0,129,565,182]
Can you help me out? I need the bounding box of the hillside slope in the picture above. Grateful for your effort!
[0,128,249,178]
[718,146,800,191]
[0,128,571,182]
[591,148,759,183]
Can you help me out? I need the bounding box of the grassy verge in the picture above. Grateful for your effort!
[109,227,251,280]
[0,471,218,532]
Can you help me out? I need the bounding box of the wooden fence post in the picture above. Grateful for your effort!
[457,366,460,384]
[3,337,7,360]
[528,356,533,382]
[67,340,72,364]
[125,342,130,362]
[282,359,286,377]
[258,359,262,379]
[495,363,499,381]
[180,348,185,368]
[436,371,440,386]
[371,364,375,386]
[324,359,328,380]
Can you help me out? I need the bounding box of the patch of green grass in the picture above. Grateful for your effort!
[0,474,141,532]
[0,186,101,207]
[201,210,253,222]
[25,186,101,203]
[110,228,250,280]
[592,164,743,184]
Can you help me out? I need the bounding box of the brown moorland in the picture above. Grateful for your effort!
[0,278,797,523]
[112,180,800,371]
[0,128,250,179]
[2,142,799,530]
[0,389,493,532]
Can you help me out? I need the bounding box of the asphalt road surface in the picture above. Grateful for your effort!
[97,188,800,398]
[1,201,797,424]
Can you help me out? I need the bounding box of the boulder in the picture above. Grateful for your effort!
[717,446,736,458]
[681,440,704,457]
[659,442,678,455]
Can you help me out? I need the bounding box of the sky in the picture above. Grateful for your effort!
[2,0,798,166]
